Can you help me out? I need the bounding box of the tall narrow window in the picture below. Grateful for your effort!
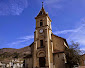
[40,40,43,47]
[40,20,43,26]
[40,22,43,26]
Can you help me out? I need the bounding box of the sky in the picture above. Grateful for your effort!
[0,0,85,52]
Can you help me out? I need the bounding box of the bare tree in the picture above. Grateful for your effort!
[65,41,81,68]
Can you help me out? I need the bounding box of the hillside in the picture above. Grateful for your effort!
[0,43,33,61]
[0,46,31,54]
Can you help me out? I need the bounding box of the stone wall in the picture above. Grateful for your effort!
[80,54,85,66]
[52,34,66,51]
[53,53,66,68]
[24,58,33,68]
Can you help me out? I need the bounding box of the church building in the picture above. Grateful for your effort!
[24,3,68,68]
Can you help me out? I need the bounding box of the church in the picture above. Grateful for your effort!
[24,3,68,68]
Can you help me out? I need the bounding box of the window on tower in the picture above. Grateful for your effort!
[40,40,43,47]
[40,20,43,26]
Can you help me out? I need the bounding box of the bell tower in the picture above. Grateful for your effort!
[33,2,53,68]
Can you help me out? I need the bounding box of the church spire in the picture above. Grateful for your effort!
[35,2,47,19]
[42,2,44,8]
[35,2,52,22]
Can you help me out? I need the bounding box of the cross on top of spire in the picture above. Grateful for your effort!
[42,2,43,7]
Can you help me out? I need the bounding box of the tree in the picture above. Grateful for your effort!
[65,41,81,68]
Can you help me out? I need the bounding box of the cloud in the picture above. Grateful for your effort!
[80,48,85,51]
[54,23,85,35]
[67,18,85,46]
[7,35,34,48]
[80,47,85,55]
[54,29,79,35]
[43,0,66,16]
[45,0,61,5]
[0,0,28,15]
[18,35,34,40]
[53,18,85,50]
[44,0,62,8]
[67,24,85,45]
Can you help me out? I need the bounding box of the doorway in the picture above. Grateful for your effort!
[39,57,46,67]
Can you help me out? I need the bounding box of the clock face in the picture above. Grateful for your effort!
[39,29,43,33]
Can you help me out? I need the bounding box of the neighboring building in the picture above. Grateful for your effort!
[0,59,23,68]
[24,3,68,68]
[80,54,85,66]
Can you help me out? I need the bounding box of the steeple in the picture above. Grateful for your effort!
[35,2,48,19]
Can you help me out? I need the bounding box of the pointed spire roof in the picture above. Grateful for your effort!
[35,2,52,22]
[37,7,47,16]
[35,2,48,18]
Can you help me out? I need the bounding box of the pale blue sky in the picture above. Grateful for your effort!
[0,0,85,51]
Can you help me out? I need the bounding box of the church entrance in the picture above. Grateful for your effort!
[39,57,45,67]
